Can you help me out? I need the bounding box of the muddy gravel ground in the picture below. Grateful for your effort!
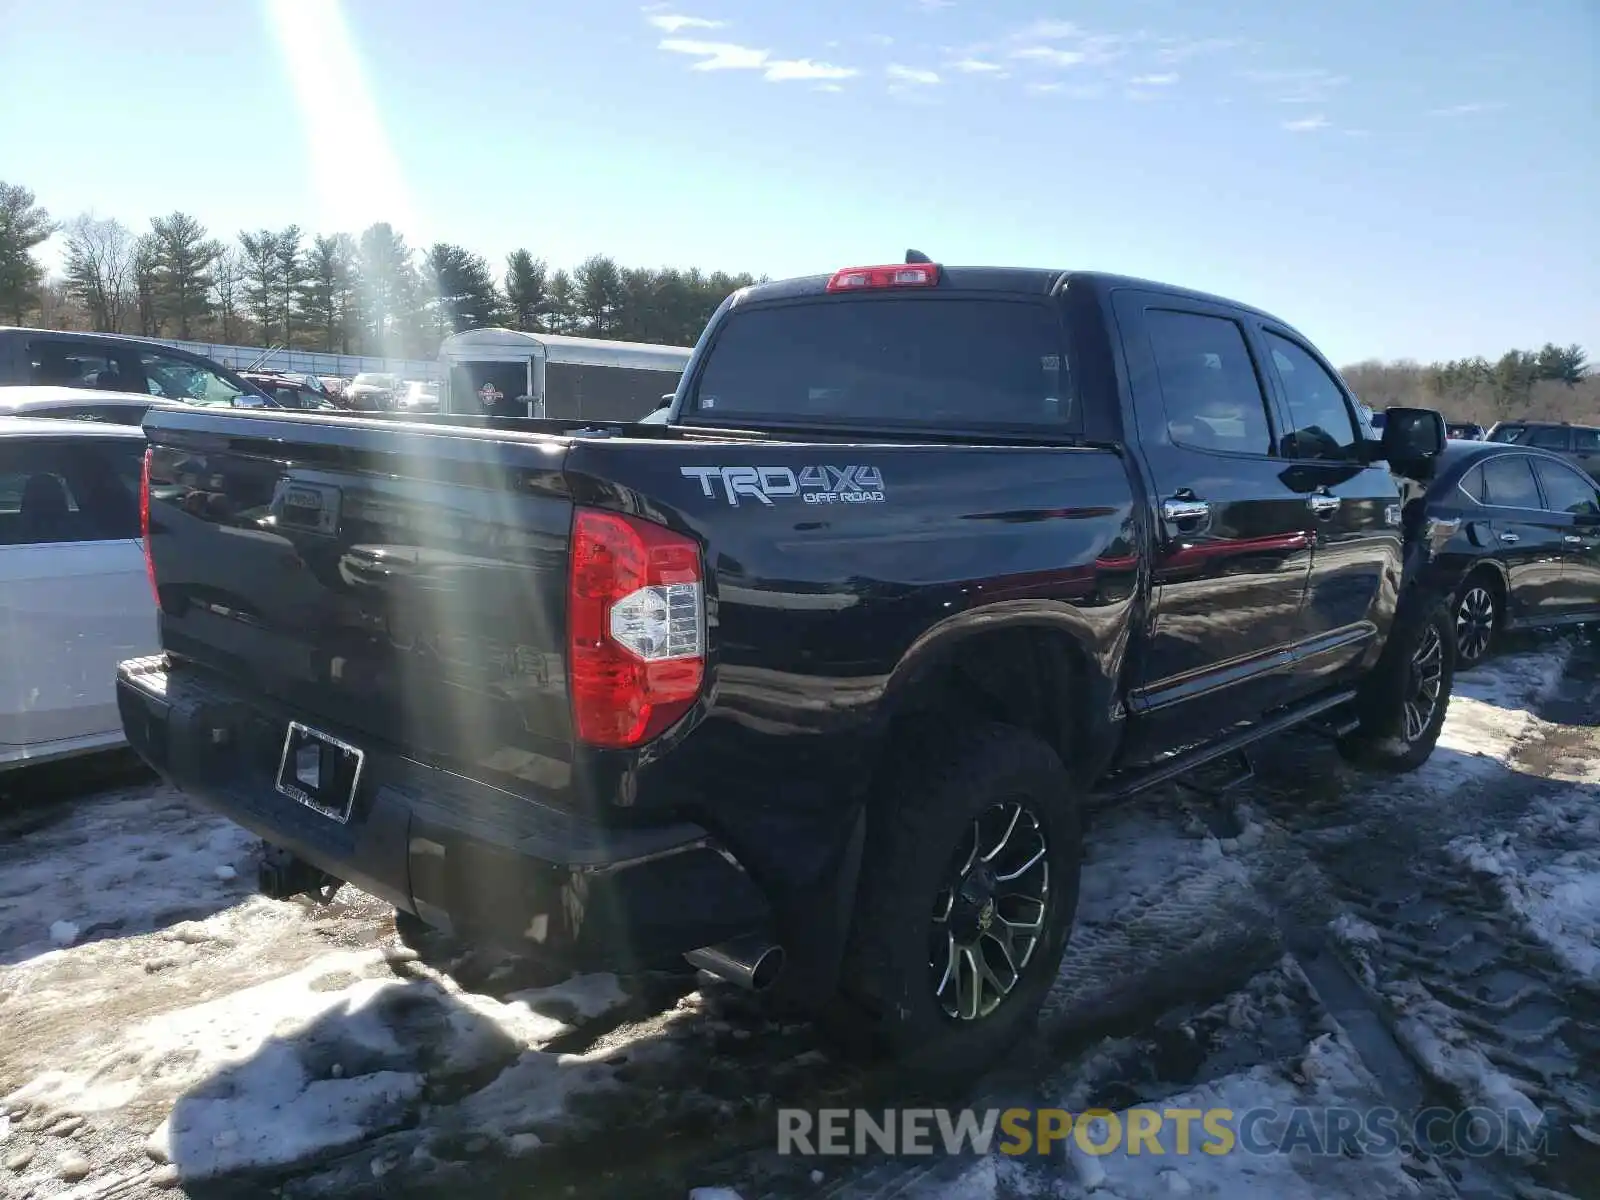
[0,633,1595,1200]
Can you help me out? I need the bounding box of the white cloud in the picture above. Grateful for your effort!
[764,58,858,82]
[950,58,1004,73]
[1129,72,1179,86]
[1016,19,1082,40]
[1012,45,1087,67]
[1429,101,1507,116]
[1025,81,1104,99]
[660,38,769,70]
[657,30,858,83]
[1156,36,1240,64]
[646,12,725,33]
[1244,67,1348,105]
[816,83,845,93]
[887,63,941,85]
[913,0,955,8]
[1282,114,1330,132]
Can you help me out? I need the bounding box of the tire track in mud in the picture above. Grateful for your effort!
[268,799,1289,1200]
[1241,636,1600,1200]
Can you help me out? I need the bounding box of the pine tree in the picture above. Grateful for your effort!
[504,249,548,331]
[0,181,57,323]
[148,212,221,339]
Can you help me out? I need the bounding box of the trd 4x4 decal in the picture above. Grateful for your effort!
[680,465,886,507]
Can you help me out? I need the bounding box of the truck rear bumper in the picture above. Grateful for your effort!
[115,656,773,969]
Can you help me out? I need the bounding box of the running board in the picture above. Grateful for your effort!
[1092,689,1359,804]
[1175,748,1255,799]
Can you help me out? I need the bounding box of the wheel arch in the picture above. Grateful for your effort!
[872,605,1120,789]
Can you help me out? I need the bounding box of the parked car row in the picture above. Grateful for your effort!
[1485,420,1600,481]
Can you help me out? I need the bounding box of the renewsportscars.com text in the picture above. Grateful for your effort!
[777,1105,1550,1159]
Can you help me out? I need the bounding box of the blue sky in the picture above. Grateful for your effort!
[0,0,1594,365]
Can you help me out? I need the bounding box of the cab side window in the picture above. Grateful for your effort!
[138,351,246,407]
[1264,333,1362,461]
[1145,310,1275,456]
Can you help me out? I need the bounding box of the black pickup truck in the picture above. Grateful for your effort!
[118,260,1452,1077]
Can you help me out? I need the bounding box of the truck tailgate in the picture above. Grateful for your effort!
[143,411,576,785]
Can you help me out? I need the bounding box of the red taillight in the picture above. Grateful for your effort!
[140,448,160,609]
[825,263,941,292]
[568,507,705,748]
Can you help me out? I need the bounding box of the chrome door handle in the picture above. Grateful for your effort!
[1499,532,1520,544]
[1308,493,1342,515]
[1161,497,1211,522]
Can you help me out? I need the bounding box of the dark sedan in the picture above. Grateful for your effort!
[1420,441,1600,666]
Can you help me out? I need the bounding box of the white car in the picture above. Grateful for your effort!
[0,384,182,427]
[398,380,440,413]
[0,418,158,770]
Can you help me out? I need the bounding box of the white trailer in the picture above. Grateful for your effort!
[437,328,692,421]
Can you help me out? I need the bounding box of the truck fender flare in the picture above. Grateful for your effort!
[875,602,1116,761]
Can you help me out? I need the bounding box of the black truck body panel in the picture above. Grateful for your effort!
[122,268,1415,979]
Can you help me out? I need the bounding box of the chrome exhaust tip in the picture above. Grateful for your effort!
[684,933,785,992]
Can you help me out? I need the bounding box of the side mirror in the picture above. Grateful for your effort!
[1370,406,1446,475]
[655,393,674,412]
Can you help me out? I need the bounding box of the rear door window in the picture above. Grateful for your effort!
[1144,310,1275,456]
[688,298,1074,431]
[27,339,140,391]
[1526,426,1571,451]
[1480,455,1543,509]
[0,438,142,545]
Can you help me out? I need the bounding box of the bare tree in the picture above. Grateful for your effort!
[212,248,246,343]
[132,234,160,337]
[62,214,136,332]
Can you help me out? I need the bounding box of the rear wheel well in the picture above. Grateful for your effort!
[876,627,1090,783]
[1458,564,1507,625]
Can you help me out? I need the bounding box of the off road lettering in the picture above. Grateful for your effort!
[681,465,886,507]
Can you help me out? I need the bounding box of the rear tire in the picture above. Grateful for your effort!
[1337,595,1455,774]
[1452,573,1499,668]
[827,722,1083,1081]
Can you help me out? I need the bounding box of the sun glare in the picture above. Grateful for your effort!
[261,0,418,238]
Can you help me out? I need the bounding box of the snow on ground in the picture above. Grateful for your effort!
[0,783,258,966]
[1449,780,1600,983]
[1416,640,1575,790]
[0,638,1593,1198]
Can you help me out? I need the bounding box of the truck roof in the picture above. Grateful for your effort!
[732,267,1292,328]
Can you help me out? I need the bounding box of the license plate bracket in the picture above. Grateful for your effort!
[274,721,365,823]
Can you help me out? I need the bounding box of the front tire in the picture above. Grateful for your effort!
[1338,595,1455,773]
[829,723,1083,1080]
[1453,575,1499,668]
